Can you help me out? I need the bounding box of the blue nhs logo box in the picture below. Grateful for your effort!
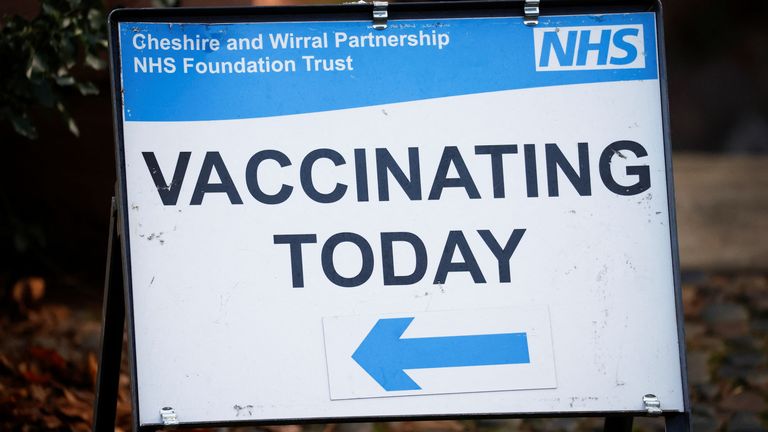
[534,24,645,71]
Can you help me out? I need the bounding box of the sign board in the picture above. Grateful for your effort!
[109,1,687,428]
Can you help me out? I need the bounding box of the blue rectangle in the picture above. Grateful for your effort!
[119,13,657,122]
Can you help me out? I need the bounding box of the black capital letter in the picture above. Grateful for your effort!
[300,149,347,203]
[190,152,243,205]
[545,143,591,197]
[428,147,481,200]
[381,232,427,285]
[246,150,293,204]
[475,145,518,198]
[376,148,422,201]
[478,229,526,283]
[321,233,374,287]
[274,234,318,288]
[599,141,651,196]
[433,231,486,284]
[142,152,191,205]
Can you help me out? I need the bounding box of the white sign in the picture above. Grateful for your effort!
[114,9,685,427]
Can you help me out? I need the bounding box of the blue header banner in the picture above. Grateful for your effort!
[119,13,657,122]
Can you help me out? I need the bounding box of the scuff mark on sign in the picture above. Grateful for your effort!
[595,265,608,282]
[233,404,254,416]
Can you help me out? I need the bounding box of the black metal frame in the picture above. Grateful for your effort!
[93,197,125,431]
[96,1,690,431]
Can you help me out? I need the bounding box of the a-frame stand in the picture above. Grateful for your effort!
[92,198,127,432]
[90,197,690,432]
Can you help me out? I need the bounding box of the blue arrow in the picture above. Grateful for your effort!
[352,317,530,391]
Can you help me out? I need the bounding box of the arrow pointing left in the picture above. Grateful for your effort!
[352,317,531,391]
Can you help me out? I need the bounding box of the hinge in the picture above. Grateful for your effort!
[523,0,540,26]
[372,1,388,30]
[642,394,662,416]
[160,406,179,426]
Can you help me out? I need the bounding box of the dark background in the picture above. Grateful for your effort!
[1,1,766,431]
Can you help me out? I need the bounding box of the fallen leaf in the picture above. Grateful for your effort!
[12,277,46,305]
[71,421,91,432]
[266,426,303,432]
[29,346,67,371]
[43,414,63,429]
[18,363,51,385]
[88,352,98,385]
[391,421,466,432]
[63,388,83,404]
[0,354,14,373]
[29,384,48,402]
[58,401,92,422]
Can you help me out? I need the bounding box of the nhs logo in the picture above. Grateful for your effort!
[534,25,645,71]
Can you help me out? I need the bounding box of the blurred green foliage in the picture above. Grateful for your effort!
[0,0,107,140]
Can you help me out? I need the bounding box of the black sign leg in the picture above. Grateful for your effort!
[93,197,126,432]
[604,415,633,432]
[665,413,691,431]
